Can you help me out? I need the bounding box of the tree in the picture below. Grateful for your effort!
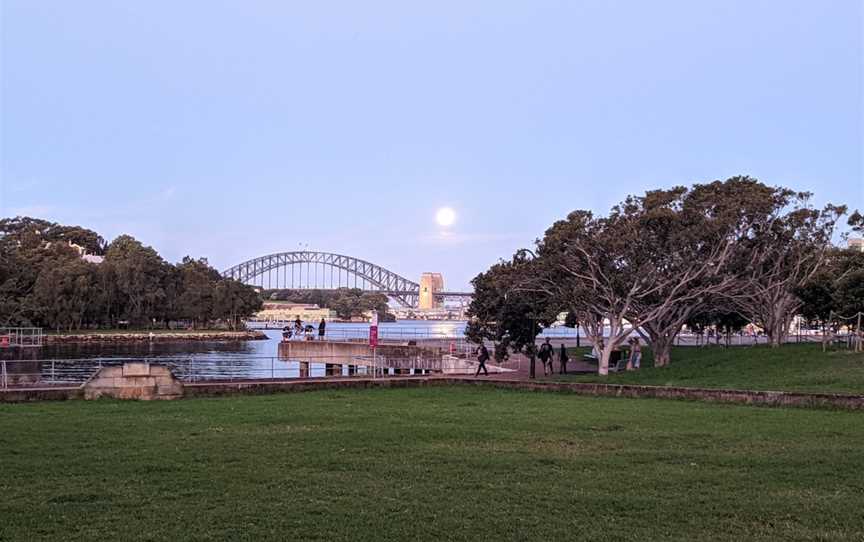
[794,248,864,350]
[30,258,99,331]
[176,257,222,328]
[848,210,864,234]
[1,217,265,331]
[466,251,554,378]
[213,279,262,330]
[534,178,773,372]
[685,306,749,347]
[730,197,845,347]
[102,235,170,325]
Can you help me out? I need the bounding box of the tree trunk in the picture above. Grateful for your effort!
[598,347,610,376]
[598,341,622,375]
[652,338,673,367]
[640,322,680,367]
[766,318,787,348]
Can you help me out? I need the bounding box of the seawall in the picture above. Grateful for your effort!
[43,330,267,344]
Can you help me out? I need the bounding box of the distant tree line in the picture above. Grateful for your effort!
[265,288,395,321]
[0,217,262,331]
[467,177,864,375]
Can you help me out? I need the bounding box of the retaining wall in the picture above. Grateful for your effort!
[44,331,267,344]
[2,373,863,410]
[278,341,443,366]
[83,363,184,400]
[445,378,864,410]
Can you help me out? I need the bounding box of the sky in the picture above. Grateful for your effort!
[1,1,862,291]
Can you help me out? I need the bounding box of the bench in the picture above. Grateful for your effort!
[582,350,625,370]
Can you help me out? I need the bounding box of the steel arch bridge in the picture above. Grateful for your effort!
[223,251,423,307]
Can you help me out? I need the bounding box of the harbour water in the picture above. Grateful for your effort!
[0,321,584,385]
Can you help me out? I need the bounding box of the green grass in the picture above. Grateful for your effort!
[2,387,863,541]
[557,343,864,395]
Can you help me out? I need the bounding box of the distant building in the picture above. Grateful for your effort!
[67,241,104,264]
[254,302,333,323]
[419,272,444,310]
[849,238,864,252]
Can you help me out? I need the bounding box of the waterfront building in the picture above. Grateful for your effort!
[254,302,334,323]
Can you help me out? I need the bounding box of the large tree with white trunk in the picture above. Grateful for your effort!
[466,177,849,374]
[534,178,777,372]
[727,196,845,347]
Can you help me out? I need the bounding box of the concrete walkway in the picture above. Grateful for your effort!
[478,354,596,380]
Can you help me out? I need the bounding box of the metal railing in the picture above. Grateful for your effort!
[0,328,43,348]
[0,351,495,390]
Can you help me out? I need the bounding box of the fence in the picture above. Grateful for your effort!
[0,328,43,348]
[0,351,494,390]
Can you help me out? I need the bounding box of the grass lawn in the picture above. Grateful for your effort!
[558,343,864,395]
[2,387,862,541]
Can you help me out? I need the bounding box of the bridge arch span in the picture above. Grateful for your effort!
[222,251,420,307]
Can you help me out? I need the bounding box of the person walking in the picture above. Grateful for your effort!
[475,344,490,377]
[538,338,554,376]
[318,318,326,341]
[559,343,569,374]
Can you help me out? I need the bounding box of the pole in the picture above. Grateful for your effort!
[529,316,536,380]
[855,312,861,352]
[824,311,831,353]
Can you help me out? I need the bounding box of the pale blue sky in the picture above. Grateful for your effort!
[2,1,862,290]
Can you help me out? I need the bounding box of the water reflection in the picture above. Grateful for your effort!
[1,321,580,386]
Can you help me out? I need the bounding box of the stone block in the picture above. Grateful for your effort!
[123,363,151,377]
[156,382,184,397]
[83,363,183,401]
[118,376,155,387]
[150,366,173,377]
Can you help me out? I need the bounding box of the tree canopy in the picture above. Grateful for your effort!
[466,177,853,375]
[0,217,261,331]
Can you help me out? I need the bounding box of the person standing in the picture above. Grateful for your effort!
[538,338,554,376]
[475,344,490,377]
[628,338,642,370]
[293,316,303,340]
[559,343,569,374]
[318,318,326,341]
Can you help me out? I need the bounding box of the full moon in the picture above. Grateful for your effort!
[436,207,456,227]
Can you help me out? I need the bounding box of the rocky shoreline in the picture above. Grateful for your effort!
[44,330,268,344]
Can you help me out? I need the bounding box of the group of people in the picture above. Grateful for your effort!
[537,338,570,376]
[473,338,574,377]
[281,317,327,341]
[474,335,643,377]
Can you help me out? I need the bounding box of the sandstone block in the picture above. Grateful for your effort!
[123,363,151,377]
